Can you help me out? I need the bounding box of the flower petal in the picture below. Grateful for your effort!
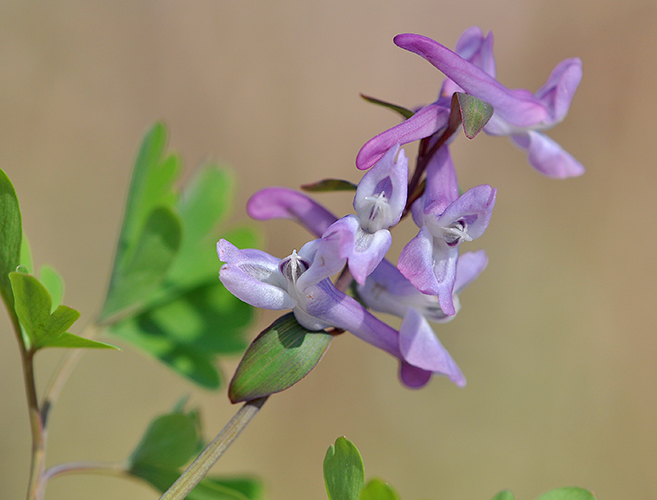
[356,103,450,170]
[398,225,441,295]
[436,184,497,240]
[511,130,585,179]
[394,33,552,128]
[399,308,466,386]
[247,187,338,237]
[453,250,488,294]
[217,240,295,310]
[399,362,432,389]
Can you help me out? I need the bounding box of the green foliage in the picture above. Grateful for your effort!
[9,272,116,351]
[0,167,22,316]
[360,94,415,119]
[324,437,365,500]
[301,179,358,193]
[229,313,333,403]
[452,92,494,139]
[491,490,515,500]
[128,405,263,500]
[39,265,64,312]
[103,123,260,389]
[535,487,596,500]
[359,479,400,500]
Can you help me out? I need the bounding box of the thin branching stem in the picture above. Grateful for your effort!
[159,397,268,500]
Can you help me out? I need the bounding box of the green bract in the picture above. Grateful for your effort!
[229,313,333,403]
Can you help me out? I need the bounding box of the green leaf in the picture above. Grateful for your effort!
[9,272,79,349]
[358,479,400,500]
[301,179,358,193]
[20,233,33,274]
[39,265,64,311]
[324,437,365,500]
[164,165,239,291]
[535,487,596,500]
[453,92,494,139]
[129,413,200,470]
[229,313,333,403]
[0,167,22,314]
[101,122,181,319]
[360,94,415,119]
[38,332,118,349]
[102,206,182,318]
[491,490,515,500]
[110,281,254,388]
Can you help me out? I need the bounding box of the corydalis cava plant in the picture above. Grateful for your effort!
[220,25,583,394]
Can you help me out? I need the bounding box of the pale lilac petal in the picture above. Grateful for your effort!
[399,362,432,389]
[511,131,585,178]
[348,229,392,285]
[296,232,350,289]
[435,185,497,239]
[442,27,496,96]
[430,241,459,315]
[355,145,408,228]
[217,240,294,310]
[399,308,466,386]
[302,280,402,358]
[394,34,552,128]
[534,58,582,123]
[453,250,488,294]
[356,103,450,170]
[398,226,441,295]
[247,187,337,237]
[422,146,459,216]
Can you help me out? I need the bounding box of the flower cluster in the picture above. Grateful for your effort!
[218,27,582,389]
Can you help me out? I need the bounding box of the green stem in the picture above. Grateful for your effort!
[159,397,268,500]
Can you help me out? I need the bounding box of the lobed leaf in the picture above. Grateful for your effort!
[324,437,365,500]
[229,313,333,403]
[129,412,200,470]
[0,167,22,314]
[535,487,596,500]
[358,479,400,500]
[491,490,515,500]
[102,206,182,319]
[39,265,64,312]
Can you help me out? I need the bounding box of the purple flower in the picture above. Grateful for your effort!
[357,27,584,179]
[393,30,584,178]
[358,250,488,323]
[322,145,408,284]
[398,146,496,315]
[218,238,464,388]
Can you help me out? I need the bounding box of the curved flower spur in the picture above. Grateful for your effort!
[357,27,584,178]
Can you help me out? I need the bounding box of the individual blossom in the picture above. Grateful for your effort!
[357,27,584,179]
[398,146,496,315]
[217,238,465,388]
[358,250,488,323]
[321,145,408,284]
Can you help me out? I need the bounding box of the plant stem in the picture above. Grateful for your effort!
[40,323,100,425]
[159,397,268,500]
[23,349,46,500]
[43,461,129,483]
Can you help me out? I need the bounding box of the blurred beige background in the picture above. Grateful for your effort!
[2,1,656,499]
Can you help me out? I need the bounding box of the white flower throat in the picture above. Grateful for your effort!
[356,191,393,234]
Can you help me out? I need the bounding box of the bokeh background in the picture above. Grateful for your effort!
[1,1,656,499]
